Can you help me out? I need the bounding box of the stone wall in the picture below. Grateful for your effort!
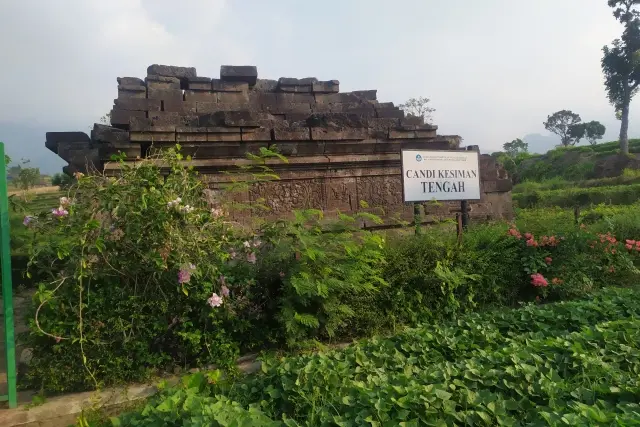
[45,64,513,225]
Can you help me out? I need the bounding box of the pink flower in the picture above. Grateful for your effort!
[246,252,257,264]
[508,229,521,239]
[51,207,69,217]
[243,241,251,248]
[207,293,223,308]
[221,285,230,297]
[59,197,72,207]
[526,239,537,247]
[524,233,533,240]
[545,257,552,265]
[626,244,633,250]
[23,216,34,226]
[626,239,636,245]
[178,269,191,284]
[531,273,548,287]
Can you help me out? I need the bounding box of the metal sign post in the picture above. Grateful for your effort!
[0,142,17,408]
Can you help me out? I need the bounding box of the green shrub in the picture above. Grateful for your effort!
[19,148,391,392]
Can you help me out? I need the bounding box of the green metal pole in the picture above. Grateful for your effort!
[0,142,17,408]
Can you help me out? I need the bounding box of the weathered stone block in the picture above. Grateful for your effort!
[45,132,89,154]
[117,77,144,86]
[284,113,312,122]
[130,129,176,143]
[186,76,212,90]
[207,127,242,142]
[162,100,197,114]
[278,85,313,93]
[253,79,278,92]
[146,75,181,90]
[211,79,249,92]
[213,111,262,127]
[118,84,146,99]
[241,128,271,141]
[311,128,368,141]
[91,124,129,144]
[99,142,143,159]
[276,92,315,104]
[278,77,318,86]
[273,128,310,140]
[114,98,161,111]
[306,113,370,128]
[251,91,278,105]
[196,102,222,113]
[147,87,183,102]
[220,65,258,86]
[147,64,197,79]
[176,127,208,142]
[312,80,340,93]
[184,90,216,102]
[110,109,146,128]
[388,128,437,139]
[314,93,341,104]
[352,90,377,101]
[216,91,249,104]
[148,111,198,127]
[129,117,152,131]
[376,106,404,119]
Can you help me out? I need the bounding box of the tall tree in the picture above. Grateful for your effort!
[602,0,640,154]
[503,138,528,157]
[398,97,436,124]
[584,121,607,145]
[543,110,583,146]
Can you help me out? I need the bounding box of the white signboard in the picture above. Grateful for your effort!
[401,150,481,202]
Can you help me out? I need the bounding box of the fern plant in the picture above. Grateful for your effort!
[263,209,387,347]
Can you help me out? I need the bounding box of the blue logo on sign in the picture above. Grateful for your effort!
[416,154,422,162]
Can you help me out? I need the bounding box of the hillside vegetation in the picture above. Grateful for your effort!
[507,139,640,209]
[504,139,640,183]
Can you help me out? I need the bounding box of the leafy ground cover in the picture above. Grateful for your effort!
[103,287,640,426]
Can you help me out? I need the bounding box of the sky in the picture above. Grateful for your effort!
[0,0,632,173]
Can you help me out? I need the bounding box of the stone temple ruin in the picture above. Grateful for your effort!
[45,64,513,226]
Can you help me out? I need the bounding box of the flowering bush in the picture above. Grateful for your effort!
[21,148,265,392]
[19,147,391,392]
[506,225,639,301]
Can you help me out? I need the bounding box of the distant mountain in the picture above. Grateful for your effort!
[0,122,67,175]
[522,133,561,154]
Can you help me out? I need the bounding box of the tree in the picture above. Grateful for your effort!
[398,97,436,124]
[13,159,40,199]
[602,0,640,154]
[543,110,583,146]
[584,121,607,145]
[100,111,111,125]
[503,138,528,157]
[51,172,75,189]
